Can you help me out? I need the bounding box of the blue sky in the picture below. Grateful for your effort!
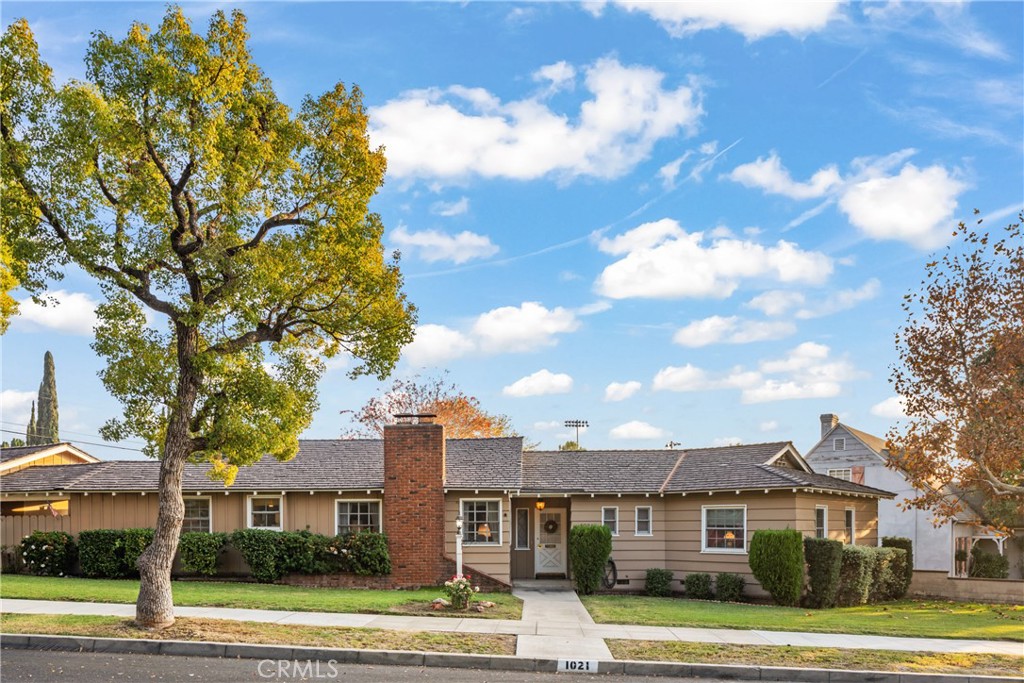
[2,1,1022,460]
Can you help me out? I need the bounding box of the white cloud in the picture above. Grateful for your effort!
[0,389,37,429]
[430,197,470,217]
[652,342,862,403]
[533,420,563,431]
[871,396,908,419]
[391,225,498,264]
[746,279,881,319]
[595,219,833,300]
[746,290,806,316]
[728,150,967,249]
[503,369,574,397]
[14,290,99,335]
[576,301,612,316]
[369,56,703,182]
[533,61,576,95]
[672,315,795,347]
[604,380,642,402]
[472,302,579,353]
[759,420,779,432]
[712,436,743,447]
[610,420,667,440]
[403,324,476,366]
[601,0,844,39]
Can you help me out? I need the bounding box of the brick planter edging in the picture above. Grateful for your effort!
[2,634,1019,683]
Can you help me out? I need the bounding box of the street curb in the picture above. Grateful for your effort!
[1,633,1020,682]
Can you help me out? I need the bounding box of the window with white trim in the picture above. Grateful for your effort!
[833,438,846,451]
[635,506,652,536]
[248,496,282,530]
[702,506,746,552]
[514,508,530,550]
[461,499,501,545]
[828,468,852,481]
[336,500,381,535]
[601,506,619,536]
[844,508,855,544]
[815,505,828,539]
[182,497,211,533]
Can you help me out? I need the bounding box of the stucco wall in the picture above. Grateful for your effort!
[910,570,1024,604]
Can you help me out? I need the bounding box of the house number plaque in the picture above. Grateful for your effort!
[557,659,598,673]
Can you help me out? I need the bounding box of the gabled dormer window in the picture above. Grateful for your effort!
[833,437,846,451]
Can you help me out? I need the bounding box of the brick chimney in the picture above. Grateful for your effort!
[383,413,448,587]
[820,413,839,439]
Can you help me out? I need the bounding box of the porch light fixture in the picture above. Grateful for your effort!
[535,499,546,511]
[455,514,463,533]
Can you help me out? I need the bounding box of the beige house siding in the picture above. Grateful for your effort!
[571,495,667,590]
[794,492,878,546]
[2,452,89,476]
[444,492,511,584]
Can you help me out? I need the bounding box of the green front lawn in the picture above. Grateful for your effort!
[582,595,1024,642]
[0,575,521,619]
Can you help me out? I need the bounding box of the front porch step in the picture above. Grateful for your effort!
[513,578,573,590]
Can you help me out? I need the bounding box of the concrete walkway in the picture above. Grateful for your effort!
[2,597,1021,658]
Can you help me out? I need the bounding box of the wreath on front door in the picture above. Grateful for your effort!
[544,518,559,534]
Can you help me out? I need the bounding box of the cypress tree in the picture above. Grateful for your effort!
[26,401,36,445]
[35,351,59,444]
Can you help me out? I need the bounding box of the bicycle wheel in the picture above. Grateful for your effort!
[602,558,617,589]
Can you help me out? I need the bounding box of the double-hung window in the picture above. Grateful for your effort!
[635,506,652,536]
[702,506,746,552]
[336,500,381,535]
[601,507,619,536]
[461,499,501,545]
[248,496,282,531]
[182,497,212,533]
[844,508,856,544]
[815,505,828,539]
[828,468,852,481]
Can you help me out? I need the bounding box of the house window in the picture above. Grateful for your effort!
[815,505,828,539]
[828,468,852,481]
[601,507,619,536]
[702,506,746,552]
[336,500,381,535]
[182,497,211,533]
[635,506,652,536]
[515,508,530,550]
[833,438,846,451]
[461,499,501,545]
[248,496,282,531]
[845,508,856,544]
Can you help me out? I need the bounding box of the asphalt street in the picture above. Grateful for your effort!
[0,649,746,683]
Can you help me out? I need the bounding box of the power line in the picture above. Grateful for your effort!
[0,420,149,447]
[0,428,146,453]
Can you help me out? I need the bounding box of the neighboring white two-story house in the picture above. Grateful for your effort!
[806,414,1023,580]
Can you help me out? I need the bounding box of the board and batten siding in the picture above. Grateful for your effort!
[444,492,511,585]
[571,496,666,591]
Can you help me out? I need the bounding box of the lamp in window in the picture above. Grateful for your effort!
[476,523,492,540]
[724,531,736,540]
[535,499,546,511]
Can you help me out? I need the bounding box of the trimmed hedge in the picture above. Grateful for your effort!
[715,572,745,602]
[748,529,804,606]
[79,530,129,578]
[122,528,154,576]
[868,546,899,603]
[684,572,713,600]
[804,537,843,608]
[836,544,875,606]
[644,568,674,597]
[568,525,613,595]
[345,531,391,576]
[229,529,390,582]
[178,532,228,575]
[970,547,1010,579]
[881,537,913,598]
[231,529,285,582]
[882,547,909,601]
[20,531,76,577]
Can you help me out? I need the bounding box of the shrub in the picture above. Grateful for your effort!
[178,532,227,575]
[881,537,913,598]
[970,547,1010,579]
[230,529,284,582]
[1,545,24,573]
[345,531,391,576]
[684,572,713,600]
[748,529,804,606]
[644,568,674,597]
[122,528,154,576]
[803,537,843,608]
[278,530,342,575]
[883,547,909,600]
[836,545,875,606]
[442,574,479,609]
[79,529,128,578]
[568,525,613,595]
[868,547,899,603]
[20,531,76,577]
[715,572,745,602]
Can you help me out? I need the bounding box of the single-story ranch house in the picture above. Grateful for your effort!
[0,416,892,593]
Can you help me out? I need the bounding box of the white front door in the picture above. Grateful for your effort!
[534,509,566,575]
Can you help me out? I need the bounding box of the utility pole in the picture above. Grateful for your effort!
[564,419,588,448]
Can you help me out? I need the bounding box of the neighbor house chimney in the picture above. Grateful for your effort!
[820,413,839,439]
[383,413,447,587]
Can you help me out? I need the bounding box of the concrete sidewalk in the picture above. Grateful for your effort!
[2,597,1021,657]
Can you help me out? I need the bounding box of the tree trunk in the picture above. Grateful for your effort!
[135,325,201,629]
